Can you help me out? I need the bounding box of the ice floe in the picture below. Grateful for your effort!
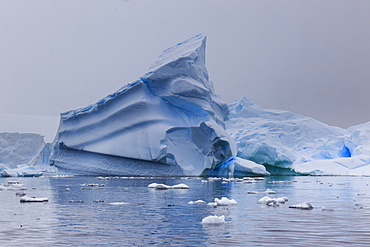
[148,183,189,190]
[20,196,48,203]
[289,202,313,210]
[201,215,226,224]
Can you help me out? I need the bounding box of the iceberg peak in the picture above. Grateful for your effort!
[149,34,206,72]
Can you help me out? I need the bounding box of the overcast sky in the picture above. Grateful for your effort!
[1,0,369,128]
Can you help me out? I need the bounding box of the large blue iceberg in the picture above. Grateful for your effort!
[226,97,370,175]
[50,35,269,177]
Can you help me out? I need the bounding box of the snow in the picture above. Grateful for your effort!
[50,34,267,177]
[226,97,370,176]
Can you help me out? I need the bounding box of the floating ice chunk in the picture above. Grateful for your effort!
[153,184,172,190]
[8,181,21,185]
[170,183,189,189]
[289,202,313,210]
[243,177,257,183]
[0,182,26,190]
[248,189,276,194]
[188,200,206,204]
[214,197,237,206]
[65,188,70,191]
[266,200,279,207]
[15,191,26,196]
[321,207,334,211]
[222,178,233,182]
[201,215,225,224]
[148,183,189,189]
[52,174,74,178]
[7,182,27,190]
[147,183,159,188]
[258,196,288,206]
[106,202,130,205]
[87,184,99,187]
[207,202,217,206]
[20,196,48,203]
[69,200,84,203]
[265,189,276,194]
[257,196,272,204]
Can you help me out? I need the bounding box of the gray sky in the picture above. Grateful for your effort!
[1,0,369,129]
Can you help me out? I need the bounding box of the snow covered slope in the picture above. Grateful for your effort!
[227,97,370,175]
[50,35,268,176]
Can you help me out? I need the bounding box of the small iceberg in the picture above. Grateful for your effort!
[15,191,26,197]
[52,174,74,178]
[105,202,130,205]
[247,189,276,194]
[20,196,48,203]
[214,197,238,206]
[148,183,189,190]
[289,202,313,210]
[188,200,206,205]
[321,207,334,211]
[69,200,84,203]
[1,165,43,177]
[202,215,226,224]
[257,196,288,206]
[0,181,28,191]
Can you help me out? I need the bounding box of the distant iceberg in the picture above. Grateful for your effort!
[227,97,370,175]
[50,35,269,177]
[0,133,51,177]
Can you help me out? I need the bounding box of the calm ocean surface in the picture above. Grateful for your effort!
[1,175,370,246]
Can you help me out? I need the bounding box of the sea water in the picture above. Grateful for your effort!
[1,175,370,246]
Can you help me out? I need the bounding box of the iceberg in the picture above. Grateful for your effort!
[50,35,269,177]
[0,133,51,177]
[226,97,370,175]
[201,215,226,224]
